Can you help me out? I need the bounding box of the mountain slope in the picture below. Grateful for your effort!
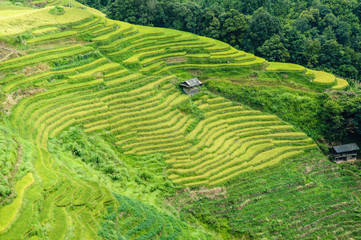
[0,2,360,239]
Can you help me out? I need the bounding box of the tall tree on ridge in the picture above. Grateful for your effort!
[244,7,281,52]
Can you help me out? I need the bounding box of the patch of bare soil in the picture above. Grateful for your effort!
[305,165,312,174]
[31,0,47,7]
[94,71,104,79]
[188,186,227,200]
[249,72,259,80]
[23,62,50,76]
[166,56,187,64]
[329,89,357,96]
[166,186,227,210]
[2,88,46,115]
[0,42,24,63]
[27,37,81,51]
[188,69,205,76]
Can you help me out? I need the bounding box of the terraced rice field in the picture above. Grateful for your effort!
[266,62,306,71]
[306,69,336,84]
[0,173,34,232]
[332,77,349,89]
[178,150,361,239]
[0,5,92,36]
[0,4,354,239]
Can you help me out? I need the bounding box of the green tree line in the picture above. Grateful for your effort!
[78,0,361,82]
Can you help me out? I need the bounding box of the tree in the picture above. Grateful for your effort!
[348,99,361,135]
[355,3,361,22]
[304,39,321,68]
[317,5,332,18]
[300,8,321,28]
[219,9,248,48]
[182,2,202,33]
[200,4,224,35]
[107,0,137,23]
[319,40,345,68]
[293,18,311,32]
[203,17,221,39]
[245,7,281,51]
[0,185,10,197]
[200,0,211,8]
[235,0,266,15]
[283,28,307,64]
[322,0,358,16]
[318,99,346,141]
[322,26,336,40]
[335,21,351,45]
[338,64,358,80]
[319,13,337,31]
[257,34,290,62]
[334,97,361,137]
[161,1,202,33]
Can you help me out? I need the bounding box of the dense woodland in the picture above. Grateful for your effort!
[78,0,361,82]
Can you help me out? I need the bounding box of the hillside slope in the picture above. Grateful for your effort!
[0,1,360,239]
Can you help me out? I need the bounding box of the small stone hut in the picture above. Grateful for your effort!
[180,78,202,96]
[332,143,359,163]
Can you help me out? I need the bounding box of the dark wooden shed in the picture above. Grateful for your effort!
[180,78,202,96]
[332,143,359,163]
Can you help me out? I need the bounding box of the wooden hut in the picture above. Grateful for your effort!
[180,78,202,96]
[331,143,359,163]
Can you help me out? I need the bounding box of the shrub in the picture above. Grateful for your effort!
[49,6,65,15]
[0,185,10,197]
[76,32,94,42]
[176,99,204,119]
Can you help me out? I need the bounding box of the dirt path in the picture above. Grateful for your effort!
[0,137,22,205]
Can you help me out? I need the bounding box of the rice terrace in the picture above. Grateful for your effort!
[0,0,361,239]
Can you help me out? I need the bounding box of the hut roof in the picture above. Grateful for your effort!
[332,143,359,154]
[180,78,202,88]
